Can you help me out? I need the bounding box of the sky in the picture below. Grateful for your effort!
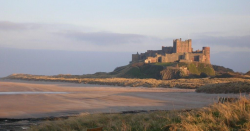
[0,0,250,77]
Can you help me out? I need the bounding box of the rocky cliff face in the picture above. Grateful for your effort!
[160,67,189,80]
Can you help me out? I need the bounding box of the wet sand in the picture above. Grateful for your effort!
[0,80,243,119]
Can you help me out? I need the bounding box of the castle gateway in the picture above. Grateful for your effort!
[131,38,210,64]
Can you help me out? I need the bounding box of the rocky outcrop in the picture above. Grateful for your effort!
[160,67,189,80]
[160,69,182,80]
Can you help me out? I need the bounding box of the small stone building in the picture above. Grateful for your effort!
[131,38,210,64]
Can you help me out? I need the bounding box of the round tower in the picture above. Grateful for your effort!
[202,47,210,63]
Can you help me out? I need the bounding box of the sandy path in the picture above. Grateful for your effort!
[0,80,243,119]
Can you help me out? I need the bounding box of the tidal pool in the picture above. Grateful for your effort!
[0,92,68,95]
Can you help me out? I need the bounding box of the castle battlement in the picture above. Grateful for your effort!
[131,38,210,64]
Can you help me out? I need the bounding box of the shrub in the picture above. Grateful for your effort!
[200,72,208,78]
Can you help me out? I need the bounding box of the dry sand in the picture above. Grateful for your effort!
[0,80,244,119]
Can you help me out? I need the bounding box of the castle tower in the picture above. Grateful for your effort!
[202,47,210,63]
[173,38,192,53]
[173,39,180,53]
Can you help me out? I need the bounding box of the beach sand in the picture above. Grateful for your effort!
[0,80,242,119]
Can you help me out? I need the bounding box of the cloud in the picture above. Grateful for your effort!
[194,35,250,48]
[191,35,250,53]
[0,21,41,30]
[0,21,169,52]
[56,31,147,45]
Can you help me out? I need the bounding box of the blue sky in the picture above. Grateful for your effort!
[0,0,250,76]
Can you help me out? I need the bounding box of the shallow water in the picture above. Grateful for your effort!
[0,92,68,95]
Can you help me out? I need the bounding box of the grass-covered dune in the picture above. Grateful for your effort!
[196,80,250,93]
[4,74,250,89]
[30,97,250,131]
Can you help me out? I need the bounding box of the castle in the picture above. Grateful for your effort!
[131,38,210,64]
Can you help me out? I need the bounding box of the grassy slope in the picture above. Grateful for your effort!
[30,97,250,131]
[178,62,215,76]
[123,64,164,79]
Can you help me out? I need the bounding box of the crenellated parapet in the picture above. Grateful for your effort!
[173,38,192,53]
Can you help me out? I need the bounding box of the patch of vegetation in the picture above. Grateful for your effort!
[30,97,250,131]
[196,81,250,93]
[187,63,215,76]
[187,63,199,75]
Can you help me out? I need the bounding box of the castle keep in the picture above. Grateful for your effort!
[132,38,210,64]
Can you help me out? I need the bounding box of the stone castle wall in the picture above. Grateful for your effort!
[132,38,210,64]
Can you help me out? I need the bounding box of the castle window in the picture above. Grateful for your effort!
[194,56,199,61]
[158,57,162,62]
